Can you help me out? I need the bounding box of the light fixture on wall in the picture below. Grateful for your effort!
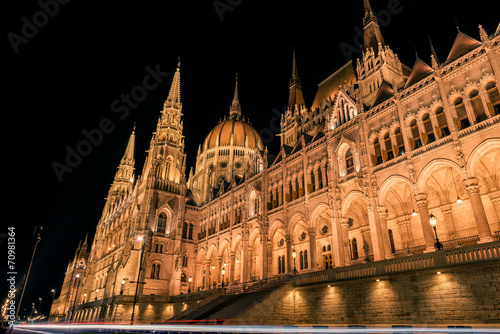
[450,168,462,205]
[411,193,417,217]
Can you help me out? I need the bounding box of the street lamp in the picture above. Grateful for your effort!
[429,214,443,251]
[131,235,146,326]
[292,249,298,275]
[221,268,226,288]
[16,226,43,321]
[188,276,192,293]
[50,289,55,317]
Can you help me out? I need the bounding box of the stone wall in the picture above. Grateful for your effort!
[231,260,500,325]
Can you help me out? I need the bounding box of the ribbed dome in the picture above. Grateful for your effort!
[203,117,263,151]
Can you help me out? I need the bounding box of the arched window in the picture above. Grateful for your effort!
[372,138,383,165]
[409,119,422,149]
[383,133,394,161]
[157,213,167,234]
[486,82,500,115]
[182,222,188,239]
[470,90,487,122]
[281,255,285,274]
[304,250,308,269]
[454,97,470,129]
[393,127,405,156]
[182,254,188,267]
[351,238,359,260]
[345,148,355,175]
[180,273,186,282]
[278,256,282,274]
[151,263,160,279]
[435,107,450,138]
[421,113,435,144]
[388,229,396,254]
[310,170,316,192]
[188,223,194,240]
[317,166,323,189]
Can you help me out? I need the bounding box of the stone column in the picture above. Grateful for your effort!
[489,190,500,225]
[286,235,293,273]
[440,204,456,240]
[229,253,236,284]
[415,193,437,252]
[463,97,477,125]
[278,181,283,207]
[260,237,268,279]
[291,174,297,200]
[313,167,320,191]
[366,203,385,261]
[320,162,328,188]
[396,217,412,250]
[331,217,346,267]
[340,219,351,266]
[217,256,223,285]
[479,88,492,118]
[361,228,372,260]
[246,248,253,280]
[464,177,493,242]
[377,207,393,259]
[204,260,210,289]
[307,227,317,270]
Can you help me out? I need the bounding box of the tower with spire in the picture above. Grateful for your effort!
[356,0,408,107]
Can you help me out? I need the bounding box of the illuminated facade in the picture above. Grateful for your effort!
[50,1,500,323]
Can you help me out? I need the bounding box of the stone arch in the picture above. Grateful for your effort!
[466,138,500,184]
[378,175,414,209]
[287,211,307,234]
[416,158,464,193]
[341,190,366,219]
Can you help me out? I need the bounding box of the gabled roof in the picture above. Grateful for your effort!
[311,61,357,111]
[185,189,198,206]
[446,31,481,63]
[310,121,326,142]
[370,81,394,109]
[405,57,434,88]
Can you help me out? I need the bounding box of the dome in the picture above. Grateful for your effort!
[203,117,263,151]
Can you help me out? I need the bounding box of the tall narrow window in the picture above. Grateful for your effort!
[486,82,500,115]
[182,222,188,239]
[345,148,355,174]
[278,256,282,274]
[393,127,405,156]
[317,166,323,189]
[157,213,167,234]
[409,120,422,149]
[304,250,308,269]
[383,133,394,161]
[454,98,470,129]
[372,138,383,165]
[299,251,304,270]
[435,107,449,138]
[182,254,188,267]
[470,90,487,123]
[188,223,194,239]
[281,255,285,274]
[422,113,435,144]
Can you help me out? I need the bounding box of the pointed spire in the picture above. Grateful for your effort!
[165,58,181,109]
[229,73,242,119]
[120,126,135,167]
[428,35,440,70]
[478,24,489,44]
[363,0,378,26]
[362,0,385,54]
[288,48,305,110]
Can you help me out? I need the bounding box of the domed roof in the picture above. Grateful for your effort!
[203,117,263,150]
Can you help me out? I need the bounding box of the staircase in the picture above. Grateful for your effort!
[170,287,278,323]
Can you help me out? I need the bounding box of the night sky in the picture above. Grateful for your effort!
[5,0,499,319]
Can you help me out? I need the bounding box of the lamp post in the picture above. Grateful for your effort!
[131,235,146,326]
[16,226,43,322]
[221,268,225,288]
[429,214,443,251]
[188,276,192,293]
[50,289,55,318]
[120,280,125,295]
[292,249,298,275]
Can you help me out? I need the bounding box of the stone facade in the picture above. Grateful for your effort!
[50,0,500,324]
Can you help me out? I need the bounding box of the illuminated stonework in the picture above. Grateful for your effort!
[50,0,500,323]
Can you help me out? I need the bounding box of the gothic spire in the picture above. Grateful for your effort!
[229,73,241,119]
[288,48,305,110]
[120,125,135,168]
[362,0,385,54]
[165,58,182,109]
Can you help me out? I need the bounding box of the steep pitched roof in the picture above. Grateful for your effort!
[370,81,394,108]
[446,31,481,63]
[311,61,357,111]
[405,57,434,88]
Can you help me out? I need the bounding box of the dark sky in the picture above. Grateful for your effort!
[4,0,498,319]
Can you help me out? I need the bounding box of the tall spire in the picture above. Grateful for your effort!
[428,35,440,70]
[362,0,385,53]
[165,58,181,109]
[288,48,305,111]
[120,124,135,167]
[229,73,241,119]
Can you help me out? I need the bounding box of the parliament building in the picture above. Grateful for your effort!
[50,0,500,324]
